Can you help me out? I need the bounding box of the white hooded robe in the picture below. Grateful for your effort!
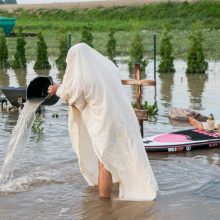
[56,43,158,201]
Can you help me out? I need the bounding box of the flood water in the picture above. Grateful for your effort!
[0,59,220,220]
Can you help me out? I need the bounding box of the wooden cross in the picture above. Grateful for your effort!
[121,64,156,137]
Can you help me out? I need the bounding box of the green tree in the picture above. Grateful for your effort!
[128,31,147,77]
[186,31,208,74]
[107,29,116,64]
[81,25,93,48]
[34,33,51,69]
[0,28,8,68]
[158,29,175,73]
[56,35,69,70]
[13,27,27,68]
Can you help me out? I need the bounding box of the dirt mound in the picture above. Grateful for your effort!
[0,0,198,11]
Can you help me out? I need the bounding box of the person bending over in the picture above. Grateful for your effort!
[48,43,158,200]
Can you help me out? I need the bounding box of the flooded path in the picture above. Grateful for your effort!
[0,59,220,219]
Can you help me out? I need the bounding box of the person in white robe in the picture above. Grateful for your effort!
[48,43,158,201]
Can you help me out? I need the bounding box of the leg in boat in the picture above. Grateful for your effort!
[98,161,112,198]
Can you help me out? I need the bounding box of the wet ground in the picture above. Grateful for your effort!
[0,59,220,219]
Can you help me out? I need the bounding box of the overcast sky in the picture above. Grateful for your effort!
[17,0,104,4]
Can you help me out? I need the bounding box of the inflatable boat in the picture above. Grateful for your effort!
[143,129,220,152]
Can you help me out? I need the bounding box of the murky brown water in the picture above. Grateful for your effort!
[0,59,220,220]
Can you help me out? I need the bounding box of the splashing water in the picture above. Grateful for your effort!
[0,100,42,184]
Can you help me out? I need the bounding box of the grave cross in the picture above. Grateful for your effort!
[121,64,156,137]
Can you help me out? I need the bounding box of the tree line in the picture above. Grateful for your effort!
[0,26,208,75]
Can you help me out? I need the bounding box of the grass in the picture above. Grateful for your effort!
[2,0,220,61]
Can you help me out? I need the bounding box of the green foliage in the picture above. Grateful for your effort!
[81,25,93,48]
[34,33,51,69]
[3,2,220,61]
[56,35,69,70]
[32,115,44,134]
[158,29,175,73]
[131,101,158,117]
[31,114,44,142]
[0,28,8,68]
[129,31,147,76]
[107,29,116,64]
[186,31,208,74]
[4,1,220,32]
[13,27,27,68]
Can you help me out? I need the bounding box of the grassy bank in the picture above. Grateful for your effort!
[2,0,220,61]
[2,1,220,32]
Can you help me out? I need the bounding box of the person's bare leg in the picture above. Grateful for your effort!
[189,117,204,130]
[98,161,112,198]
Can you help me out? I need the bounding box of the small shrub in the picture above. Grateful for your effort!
[131,101,158,117]
[13,27,27,68]
[186,31,208,74]
[32,114,44,142]
[128,31,147,77]
[0,28,8,68]
[158,29,175,73]
[56,35,69,70]
[81,25,93,48]
[34,33,51,69]
[32,115,44,134]
[107,29,116,64]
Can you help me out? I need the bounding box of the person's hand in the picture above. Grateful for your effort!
[48,83,59,95]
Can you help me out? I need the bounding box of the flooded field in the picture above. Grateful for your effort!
[0,59,220,220]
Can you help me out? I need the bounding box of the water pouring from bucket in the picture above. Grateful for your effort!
[26,76,59,106]
[0,76,59,184]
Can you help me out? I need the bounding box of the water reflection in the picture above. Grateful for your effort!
[206,149,220,167]
[0,69,9,88]
[129,66,146,80]
[1,59,220,219]
[14,69,27,87]
[168,118,191,128]
[186,73,208,110]
[56,69,65,83]
[158,73,175,108]
[34,69,50,76]
[79,185,157,220]
[194,149,220,200]
[2,112,19,133]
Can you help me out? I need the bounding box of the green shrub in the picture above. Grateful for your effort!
[81,25,93,48]
[107,29,116,64]
[131,101,158,117]
[0,28,8,68]
[128,31,147,77]
[56,35,69,70]
[158,29,175,73]
[13,27,27,68]
[186,31,208,74]
[32,116,44,133]
[34,33,51,69]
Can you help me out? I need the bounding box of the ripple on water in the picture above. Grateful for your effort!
[194,176,220,200]
[0,160,78,195]
[151,155,218,195]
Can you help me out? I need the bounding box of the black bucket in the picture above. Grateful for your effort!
[26,76,59,106]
